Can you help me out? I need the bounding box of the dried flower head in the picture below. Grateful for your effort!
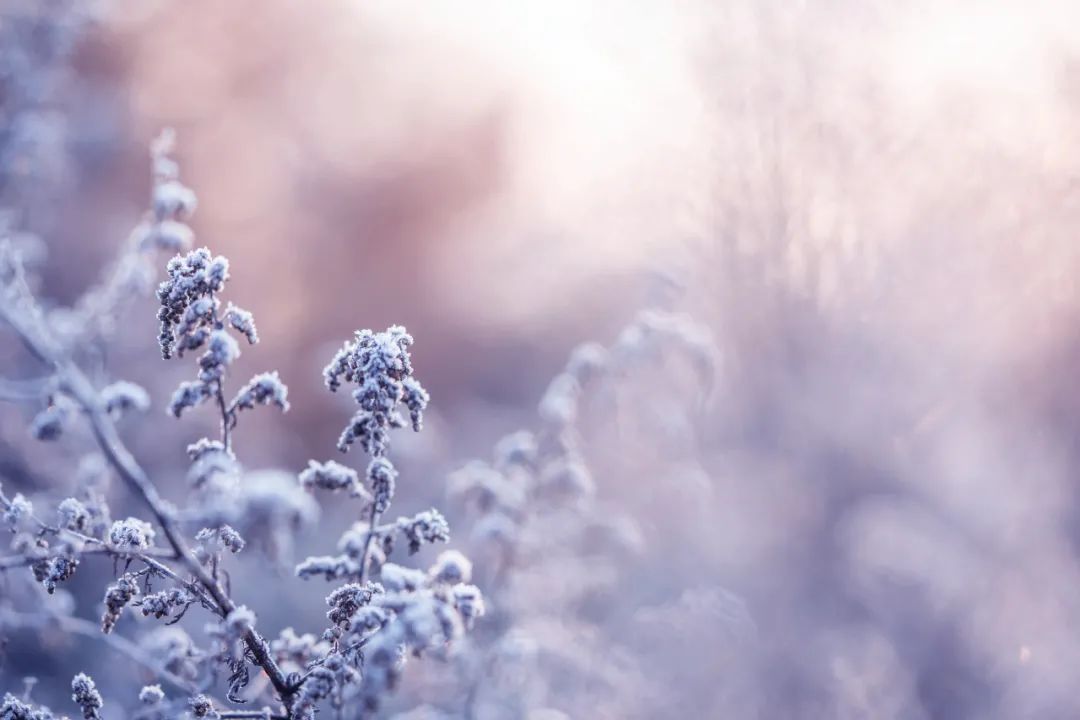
[323,326,429,455]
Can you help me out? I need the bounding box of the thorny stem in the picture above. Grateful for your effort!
[0,292,298,711]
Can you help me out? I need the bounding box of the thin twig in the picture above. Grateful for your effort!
[0,544,174,571]
[0,606,198,695]
[357,503,381,586]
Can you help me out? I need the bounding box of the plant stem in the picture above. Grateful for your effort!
[0,293,296,712]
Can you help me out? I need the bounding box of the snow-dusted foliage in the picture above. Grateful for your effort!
[291,326,481,717]
[0,131,482,719]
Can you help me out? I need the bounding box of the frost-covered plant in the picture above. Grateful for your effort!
[290,327,482,716]
[410,309,714,719]
[0,132,482,719]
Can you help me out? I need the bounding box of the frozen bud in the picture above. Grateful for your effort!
[187,438,226,460]
[367,457,397,513]
[187,444,238,490]
[447,461,524,514]
[565,342,609,383]
[493,430,538,470]
[219,525,245,553]
[71,673,103,720]
[225,605,256,638]
[197,330,239,383]
[206,256,229,290]
[189,694,219,720]
[57,497,89,532]
[3,493,32,531]
[195,525,245,555]
[299,459,367,500]
[102,573,140,633]
[139,685,165,705]
[539,457,595,499]
[401,377,429,432]
[428,550,472,585]
[168,380,209,418]
[538,373,580,427]
[30,403,69,441]
[231,372,289,414]
[324,326,428,455]
[452,584,485,628]
[325,582,384,628]
[379,563,428,592]
[34,555,79,594]
[144,219,194,251]
[395,509,450,554]
[153,180,197,221]
[470,512,519,548]
[271,627,327,668]
[138,587,192,619]
[225,303,258,345]
[295,554,363,583]
[108,517,156,553]
[101,381,151,418]
[157,248,230,358]
[1,694,35,720]
[293,665,334,720]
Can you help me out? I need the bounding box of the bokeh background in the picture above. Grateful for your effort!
[5,0,1080,718]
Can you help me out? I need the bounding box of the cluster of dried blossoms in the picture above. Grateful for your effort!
[0,133,482,719]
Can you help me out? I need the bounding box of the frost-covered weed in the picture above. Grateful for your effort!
[0,133,482,719]
[289,325,481,715]
[413,308,714,720]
